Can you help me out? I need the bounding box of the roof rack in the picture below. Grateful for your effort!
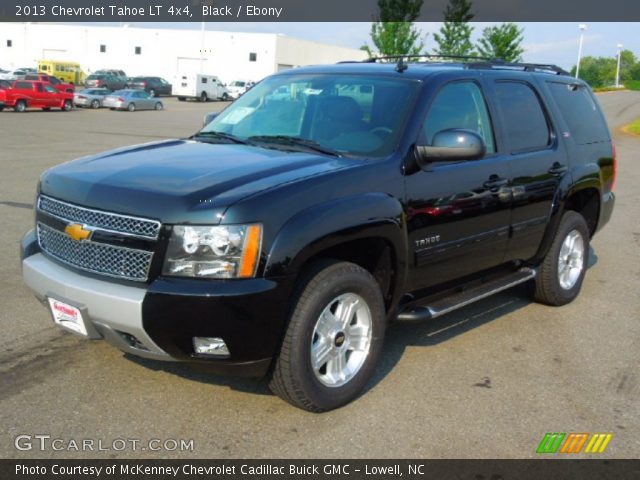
[337,55,570,76]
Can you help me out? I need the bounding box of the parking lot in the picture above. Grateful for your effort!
[0,93,639,459]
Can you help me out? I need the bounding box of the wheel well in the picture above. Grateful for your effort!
[565,188,600,236]
[298,238,397,310]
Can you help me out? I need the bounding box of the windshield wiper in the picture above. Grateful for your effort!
[191,131,249,145]
[248,135,342,157]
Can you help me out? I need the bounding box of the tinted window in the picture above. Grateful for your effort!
[547,82,609,144]
[14,82,31,89]
[494,81,550,152]
[36,83,43,92]
[422,81,496,154]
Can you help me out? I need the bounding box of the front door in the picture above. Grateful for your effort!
[405,80,512,291]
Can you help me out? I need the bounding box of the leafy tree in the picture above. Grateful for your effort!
[571,50,638,87]
[433,0,475,57]
[476,23,524,62]
[363,0,425,58]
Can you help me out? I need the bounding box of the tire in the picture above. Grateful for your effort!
[62,100,72,111]
[200,92,208,102]
[42,107,50,111]
[533,211,590,306]
[177,97,185,102]
[269,260,386,412]
[148,89,156,98]
[14,100,27,112]
[0,107,4,112]
[221,92,229,101]
[127,103,135,112]
[90,99,100,109]
[154,102,163,110]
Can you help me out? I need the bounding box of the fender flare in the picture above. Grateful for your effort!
[531,165,601,264]
[265,192,408,296]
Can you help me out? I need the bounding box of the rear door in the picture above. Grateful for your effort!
[486,76,568,262]
[405,79,512,290]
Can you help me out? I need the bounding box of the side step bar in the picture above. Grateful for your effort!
[396,268,536,322]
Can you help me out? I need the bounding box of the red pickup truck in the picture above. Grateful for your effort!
[24,74,75,93]
[4,80,74,112]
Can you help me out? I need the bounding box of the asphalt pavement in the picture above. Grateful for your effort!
[0,93,638,459]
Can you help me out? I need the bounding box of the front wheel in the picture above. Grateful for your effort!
[533,211,590,306]
[269,261,386,412]
[62,100,72,111]
[154,102,163,110]
[14,100,27,112]
[200,91,208,102]
[90,99,100,109]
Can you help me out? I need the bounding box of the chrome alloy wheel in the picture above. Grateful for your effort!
[558,229,585,290]
[310,293,373,388]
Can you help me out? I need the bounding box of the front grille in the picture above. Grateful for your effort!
[37,222,153,281]
[38,195,160,240]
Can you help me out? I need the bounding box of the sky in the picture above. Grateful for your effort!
[99,22,640,71]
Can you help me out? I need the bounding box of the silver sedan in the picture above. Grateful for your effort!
[74,88,111,108]
[103,89,164,112]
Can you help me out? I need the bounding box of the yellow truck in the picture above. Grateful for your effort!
[37,60,86,85]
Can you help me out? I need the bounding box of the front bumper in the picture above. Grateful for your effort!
[21,230,294,376]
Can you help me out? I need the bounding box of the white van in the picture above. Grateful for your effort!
[174,74,230,102]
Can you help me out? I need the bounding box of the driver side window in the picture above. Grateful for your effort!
[422,81,495,154]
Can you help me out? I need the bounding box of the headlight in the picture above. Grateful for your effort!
[162,224,262,279]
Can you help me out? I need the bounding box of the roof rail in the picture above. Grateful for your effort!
[466,60,570,76]
[338,54,493,64]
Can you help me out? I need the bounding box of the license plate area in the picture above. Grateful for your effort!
[48,297,88,337]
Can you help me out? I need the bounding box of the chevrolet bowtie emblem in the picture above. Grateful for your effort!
[64,223,92,242]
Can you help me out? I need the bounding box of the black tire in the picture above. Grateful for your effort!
[127,103,135,112]
[42,107,51,111]
[154,102,163,110]
[148,89,156,98]
[14,100,26,112]
[62,100,72,111]
[269,260,386,412]
[177,97,185,102]
[200,91,208,102]
[90,99,100,109]
[221,92,229,101]
[0,107,4,112]
[533,211,590,306]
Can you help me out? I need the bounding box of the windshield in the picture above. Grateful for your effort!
[201,74,419,157]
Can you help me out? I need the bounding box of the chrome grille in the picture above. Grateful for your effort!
[38,195,160,240]
[37,223,153,281]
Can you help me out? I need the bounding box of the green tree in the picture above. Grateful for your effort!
[571,56,617,87]
[363,0,425,58]
[476,23,524,62]
[433,0,475,57]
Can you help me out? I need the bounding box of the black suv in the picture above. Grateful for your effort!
[21,59,615,412]
[128,76,172,97]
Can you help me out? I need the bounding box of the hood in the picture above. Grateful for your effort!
[40,139,353,224]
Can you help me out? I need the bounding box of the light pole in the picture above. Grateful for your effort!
[200,21,205,72]
[615,43,623,88]
[575,24,587,79]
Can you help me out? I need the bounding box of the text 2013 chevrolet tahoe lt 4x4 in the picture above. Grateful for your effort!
[21,59,615,411]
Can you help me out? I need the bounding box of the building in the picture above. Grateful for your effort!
[0,23,368,84]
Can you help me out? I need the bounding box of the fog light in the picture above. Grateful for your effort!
[193,337,230,357]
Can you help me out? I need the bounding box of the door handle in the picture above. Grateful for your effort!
[483,176,509,190]
[548,162,568,176]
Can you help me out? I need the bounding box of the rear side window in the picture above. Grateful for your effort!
[547,82,609,144]
[15,81,31,89]
[494,81,550,153]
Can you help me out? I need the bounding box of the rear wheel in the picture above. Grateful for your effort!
[90,99,100,109]
[533,211,590,306]
[200,91,208,102]
[14,100,26,112]
[177,97,186,102]
[221,92,229,101]
[269,260,386,412]
[127,103,136,112]
[62,100,72,111]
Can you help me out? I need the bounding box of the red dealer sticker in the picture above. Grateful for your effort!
[48,298,88,336]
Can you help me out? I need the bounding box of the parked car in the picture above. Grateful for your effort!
[19,67,38,74]
[0,79,12,89]
[0,69,28,81]
[74,88,111,108]
[24,74,75,93]
[85,74,127,91]
[94,69,128,81]
[128,77,172,97]
[5,80,74,112]
[20,59,615,412]
[226,80,255,99]
[174,74,230,102]
[103,89,164,111]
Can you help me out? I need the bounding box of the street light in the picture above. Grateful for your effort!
[615,43,623,88]
[575,24,587,79]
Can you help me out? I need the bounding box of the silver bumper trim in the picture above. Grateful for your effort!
[22,253,172,361]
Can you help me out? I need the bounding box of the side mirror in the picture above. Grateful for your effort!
[416,129,486,167]
[203,112,219,126]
